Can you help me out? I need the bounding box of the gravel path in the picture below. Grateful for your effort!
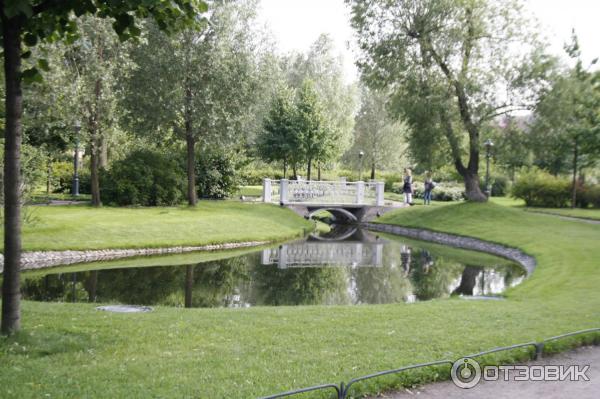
[373,345,600,399]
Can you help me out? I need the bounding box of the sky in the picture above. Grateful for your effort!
[257,0,600,83]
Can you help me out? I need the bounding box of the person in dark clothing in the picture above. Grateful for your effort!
[423,171,435,205]
[403,168,413,205]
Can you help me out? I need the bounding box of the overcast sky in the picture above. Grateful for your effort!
[257,0,600,83]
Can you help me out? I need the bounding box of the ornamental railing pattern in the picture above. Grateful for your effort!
[262,179,384,206]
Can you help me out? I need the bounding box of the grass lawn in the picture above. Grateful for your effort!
[3,202,312,252]
[1,201,600,398]
[235,185,264,197]
[490,196,600,220]
[524,207,600,221]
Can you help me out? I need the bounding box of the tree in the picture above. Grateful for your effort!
[122,1,258,205]
[284,34,357,168]
[530,34,600,207]
[295,80,334,180]
[348,0,552,200]
[256,85,300,178]
[1,0,207,335]
[347,86,409,178]
[487,116,533,181]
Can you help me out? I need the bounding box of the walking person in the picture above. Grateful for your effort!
[402,168,413,205]
[423,171,435,205]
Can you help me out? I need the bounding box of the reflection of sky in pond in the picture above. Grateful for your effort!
[20,227,526,308]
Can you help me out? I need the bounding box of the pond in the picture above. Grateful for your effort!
[20,226,526,308]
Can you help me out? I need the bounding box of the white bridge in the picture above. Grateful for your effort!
[262,179,390,222]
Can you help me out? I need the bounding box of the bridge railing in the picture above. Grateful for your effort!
[263,179,385,206]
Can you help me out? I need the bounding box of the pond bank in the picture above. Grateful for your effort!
[0,240,268,272]
[363,222,536,274]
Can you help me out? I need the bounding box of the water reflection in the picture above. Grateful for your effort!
[21,226,525,308]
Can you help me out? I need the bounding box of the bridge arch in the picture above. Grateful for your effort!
[308,207,358,223]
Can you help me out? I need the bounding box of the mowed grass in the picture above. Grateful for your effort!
[3,202,313,252]
[525,206,600,221]
[1,201,600,398]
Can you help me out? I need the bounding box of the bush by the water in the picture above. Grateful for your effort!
[512,170,571,207]
[196,146,244,199]
[101,149,185,206]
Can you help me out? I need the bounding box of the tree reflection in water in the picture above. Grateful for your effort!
[20,228,526,308]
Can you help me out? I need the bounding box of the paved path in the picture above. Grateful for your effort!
[372,346,599,399]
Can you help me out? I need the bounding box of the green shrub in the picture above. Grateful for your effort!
[512,170,571,207]
[101,149,185,206]
[196,146,245,199]
[53,160,92,194]
[583,185,600,208]
[479,174,511,197]
[241,166,284,185]
[390,180,465,201]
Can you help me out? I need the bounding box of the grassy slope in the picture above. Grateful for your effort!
[1,202,600,398]
[5,202,312,252]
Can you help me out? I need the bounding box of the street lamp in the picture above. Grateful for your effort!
[358,150,364,181]
[484,138,494,197]
[72,121,81,197]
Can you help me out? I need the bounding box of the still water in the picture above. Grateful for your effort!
[21,226,526,308]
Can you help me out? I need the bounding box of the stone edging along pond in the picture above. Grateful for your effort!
[0,241,269,273]
[362,222,537,275]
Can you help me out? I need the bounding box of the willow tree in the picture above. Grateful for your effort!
[348,0,551,200]
[1,0,206,336]
[347,86,409,179]
[122,1,259,205]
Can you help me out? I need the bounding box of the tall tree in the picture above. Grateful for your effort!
[347,86,409,178]
[295,80,333,180]
[122,1,258,205]
[1,0,207,336]
[285,34,357,163]
[531,34,600,207]
[348,0,551,200]
[256,85,300,178]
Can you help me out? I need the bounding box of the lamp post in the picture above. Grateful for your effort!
[72,121,81,196]
[484,139,494,197]
[358,150,364,181]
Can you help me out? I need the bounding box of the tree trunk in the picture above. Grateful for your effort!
[370,162,375,180]
[453,266,481,296]
[89,78,102,207]
[283,159,287,179]
[317,163,321,181]
[185,265,194,308]
[46,157,52,198]
[292,164,297,180]
[186,133,197,205]
[307,158,312,180]
[462,171,487,202]
[571,140,578,209]
[1,18,23,335]
[88,270,98,302]
[99,135,108,168]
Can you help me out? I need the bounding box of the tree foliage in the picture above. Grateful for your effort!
[122,0,258,205]
[346,86,409,178]
[348,0,553,200]
[1,0,207,335]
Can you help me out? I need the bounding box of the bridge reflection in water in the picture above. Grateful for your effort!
[261,242,384,269]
